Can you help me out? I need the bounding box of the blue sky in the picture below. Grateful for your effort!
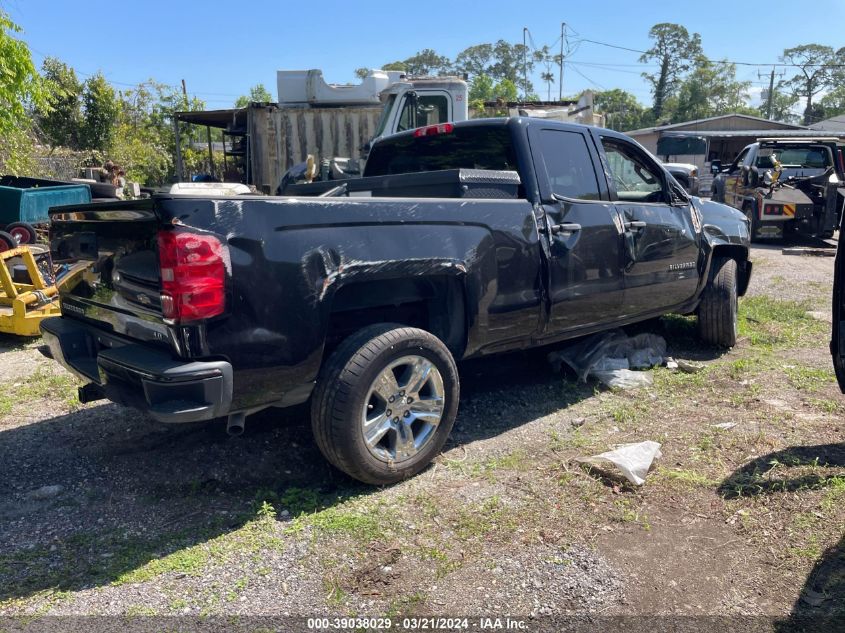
[6,0,845,109]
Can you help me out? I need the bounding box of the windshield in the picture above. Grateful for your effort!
[757,146,831,169]
[373,94,397,138]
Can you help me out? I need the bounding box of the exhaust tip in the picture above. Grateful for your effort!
[226,413,246,436]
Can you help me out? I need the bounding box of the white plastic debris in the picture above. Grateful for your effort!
[577,441,663,486]
[547,329,666,389]
[676,359,705,373]
[711,422,737,430]
[591,369,653,389]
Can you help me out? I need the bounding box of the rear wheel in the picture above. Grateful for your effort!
[311,324,459,485]
[697,256,738,348]
[0,231,17,252]
[743,201,760,242]
[5,222,37,245]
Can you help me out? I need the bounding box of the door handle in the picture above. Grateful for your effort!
[547,222,582,235]
[624,220,647,231]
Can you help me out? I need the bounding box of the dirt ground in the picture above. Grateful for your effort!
[0,240,843,631]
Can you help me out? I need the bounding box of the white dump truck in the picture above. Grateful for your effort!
[175,69,600,192]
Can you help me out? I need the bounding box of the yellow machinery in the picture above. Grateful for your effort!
[0,246,60,336]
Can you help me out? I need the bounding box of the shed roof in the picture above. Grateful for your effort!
[627,113,805,136]
[659,129,844,139]
[810,114,845,131]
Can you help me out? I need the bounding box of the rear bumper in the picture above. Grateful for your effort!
[40,317,233,423]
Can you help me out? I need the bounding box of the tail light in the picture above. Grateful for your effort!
[157,229,227,322]
[413,123,454,138]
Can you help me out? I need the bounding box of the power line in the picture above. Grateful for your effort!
[578,36,845,68]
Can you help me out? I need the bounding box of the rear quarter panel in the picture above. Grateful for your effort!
[161,195,543,410]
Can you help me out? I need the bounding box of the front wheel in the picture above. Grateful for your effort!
[697,256,738,348]
[311,324,460,485]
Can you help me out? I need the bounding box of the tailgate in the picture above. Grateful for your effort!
[50,199,171,348]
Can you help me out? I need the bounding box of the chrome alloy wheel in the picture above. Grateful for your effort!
[361,355,446,463]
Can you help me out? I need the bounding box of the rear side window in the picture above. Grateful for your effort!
[365,126,517,177]
[532,129,600,200]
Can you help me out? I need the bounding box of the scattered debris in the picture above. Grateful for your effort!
[27,484,63,499]
[591,368,654,389]
[676,359,706,374]
[548,329,666,389]
[711,422,738,430]
[576,441,663,486]
[782,247,836,257]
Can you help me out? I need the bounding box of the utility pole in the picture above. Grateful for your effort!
[522,27,528,101]
[558,22,565,101]
[759,67,784,120]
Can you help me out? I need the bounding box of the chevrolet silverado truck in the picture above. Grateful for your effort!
[711,138,845,241]
[40,118,752,485]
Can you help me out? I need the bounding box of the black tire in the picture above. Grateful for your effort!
[5,222,37,245]
[697,256,738,348]
[743,202,760,242]
[0,231,16,252]
[311,324,459,485]
[710,181,723,203]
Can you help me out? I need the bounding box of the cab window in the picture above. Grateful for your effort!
[396,95,449,132]
[601,138,664,203]
[532,129,601,200]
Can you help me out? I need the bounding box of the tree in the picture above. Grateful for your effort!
[402,49,451,76]
[493,79,518,102]
[0,10,47,173]
[80,73,119,152]
[639,23,703,120]
[234,83,273,107]
[669,58,752,122]
[455,44,494,78]
[469,75,518,112]
[490,40,534,97]
[533,45,561,101]
[109,79,210,185]
[37,57,83,148]
[594,89,649,132]
[468,73,494,109]
[819,85,845,119]
[780,44,845,125]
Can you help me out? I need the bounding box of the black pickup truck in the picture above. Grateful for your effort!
[40,118,752,484]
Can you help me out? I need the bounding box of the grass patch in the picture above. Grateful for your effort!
[0,367,79,415]
[738,296,827,349]
[783,365,835,392]
[659,467,717,488]
[286,496,391,541]
[809,398,845,414]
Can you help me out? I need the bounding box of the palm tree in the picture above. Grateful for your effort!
[541,72,554,101]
